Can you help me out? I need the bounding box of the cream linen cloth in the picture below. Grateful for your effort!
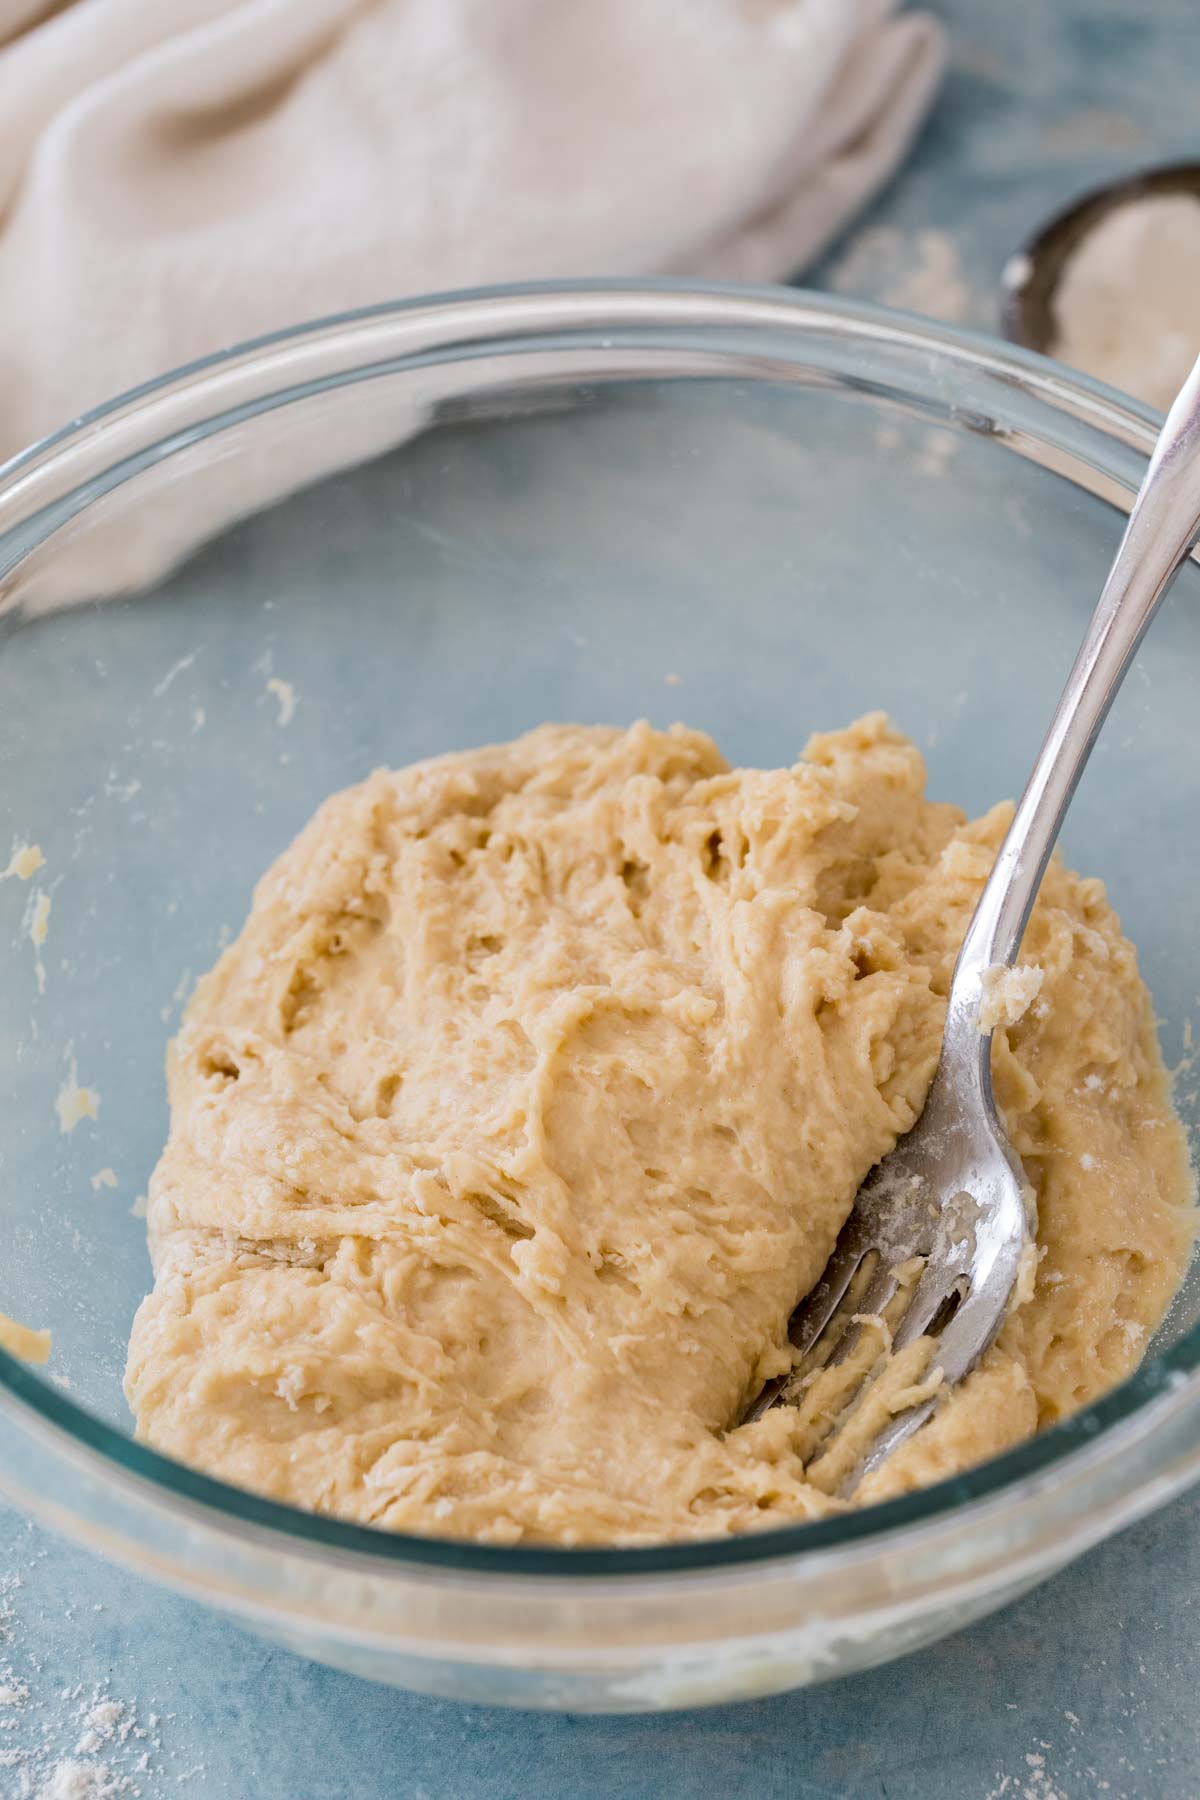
[0,0,943,601]
[0,0,945,457]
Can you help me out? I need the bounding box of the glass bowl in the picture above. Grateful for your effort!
[1,282,1198,1714]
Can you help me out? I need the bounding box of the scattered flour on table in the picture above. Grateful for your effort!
[151,655,195,701]
[986,1754,1070,1800]
[0,1549,195,1797]
[832,226,979,480]
[983,1688,1185,1800]
[830,224,981,325]
[1040,108,1144,156]
[36,1757,131,1798]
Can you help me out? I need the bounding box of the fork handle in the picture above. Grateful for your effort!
[952,354,1200,1026]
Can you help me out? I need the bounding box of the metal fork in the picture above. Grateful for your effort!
[747,355,1200,1489]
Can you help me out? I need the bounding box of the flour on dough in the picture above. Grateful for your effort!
[124,717,1195,1544]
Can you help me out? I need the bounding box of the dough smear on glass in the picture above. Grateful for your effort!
[124,715,1195,1544]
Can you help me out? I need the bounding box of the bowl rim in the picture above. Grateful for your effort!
[0,275,1195,1581]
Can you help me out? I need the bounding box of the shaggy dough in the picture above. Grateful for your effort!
[124,716,1195,1544]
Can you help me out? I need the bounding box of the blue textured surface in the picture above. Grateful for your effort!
[4,1,1200,1795]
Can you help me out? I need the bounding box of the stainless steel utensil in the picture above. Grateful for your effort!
[749,353,1200,1489]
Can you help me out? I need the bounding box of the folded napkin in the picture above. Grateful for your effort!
[0,0,944,465]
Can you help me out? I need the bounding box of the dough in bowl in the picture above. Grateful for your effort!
[124,715,1195,1543]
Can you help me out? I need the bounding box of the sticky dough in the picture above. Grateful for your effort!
[124,716,1195,1544]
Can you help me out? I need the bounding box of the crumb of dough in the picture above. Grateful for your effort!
[0,1310,51,1365]
[28,890,51,948]
[978,962,1045,1032]
[90,1168,118,1193]
[264,677,296,727]
[124,717,1195,1545]
[55,1066,99,1135]
[2,844,44,881]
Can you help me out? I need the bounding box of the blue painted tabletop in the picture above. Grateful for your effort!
[4,2,1199,1795]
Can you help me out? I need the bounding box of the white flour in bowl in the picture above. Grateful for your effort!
[1050,192,1200,412]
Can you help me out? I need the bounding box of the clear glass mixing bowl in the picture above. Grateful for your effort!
[1,283,1198,1713]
